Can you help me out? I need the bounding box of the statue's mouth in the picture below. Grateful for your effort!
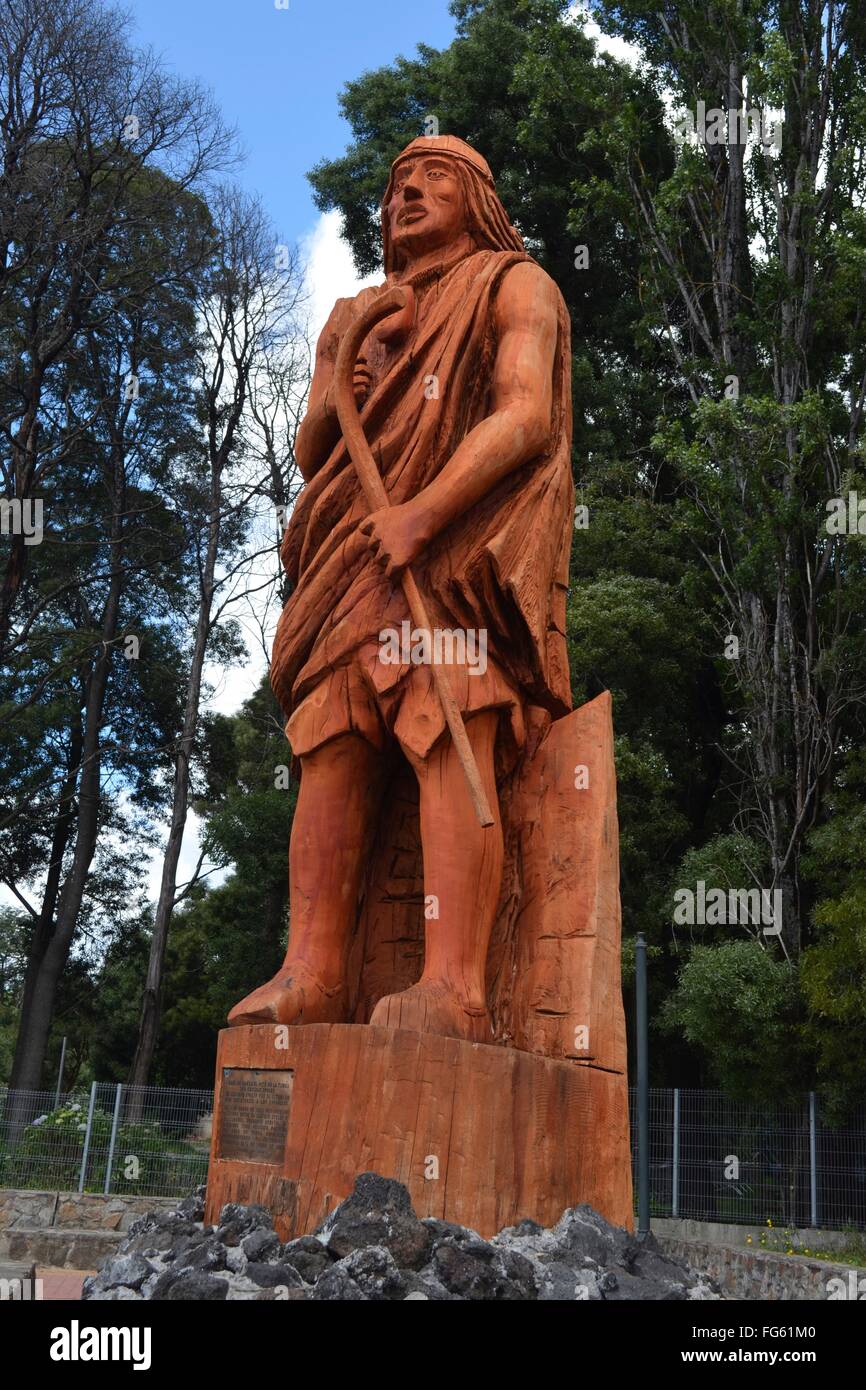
[398,207,428,225]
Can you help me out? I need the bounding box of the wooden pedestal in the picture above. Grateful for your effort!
[204,1023,633,1240]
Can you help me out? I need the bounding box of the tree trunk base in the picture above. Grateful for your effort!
[204,1022,633,1239]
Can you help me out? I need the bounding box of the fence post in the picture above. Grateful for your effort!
[635,932,650,1238]
[104,1084,123,1195]
[672,1087,680,1218]
[54,1036,67,1109]
[78,1081,98,1194]
[809,1091,818,1228]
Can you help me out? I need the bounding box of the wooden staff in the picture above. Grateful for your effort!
[333,285,495,828]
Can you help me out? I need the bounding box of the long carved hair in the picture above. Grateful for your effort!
[380,156,524,276]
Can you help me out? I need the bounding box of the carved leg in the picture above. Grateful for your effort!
[228,733,385,1026]
[370,710,503,1041]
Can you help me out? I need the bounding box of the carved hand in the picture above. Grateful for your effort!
[353,354,373,408]
[359,502,431,577]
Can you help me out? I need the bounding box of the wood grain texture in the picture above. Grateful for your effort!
[205,1023,633,1239]
[216,139,634,1240]
[353,691,627,1071]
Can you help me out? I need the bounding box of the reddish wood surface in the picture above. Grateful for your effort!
[229,136,577,1045]
[205,1023,633,1239]
[352,692,627,1069]
[213,138,634,1239]
[332,284,495,827]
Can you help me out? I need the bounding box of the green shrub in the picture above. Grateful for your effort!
[0,1100,207,1195]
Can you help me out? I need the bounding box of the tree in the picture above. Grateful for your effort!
[89,678,296,1088]
[3,162,215,1096]
[0,0,233,652]
[592,0,866,957]
[129,192,307,1090]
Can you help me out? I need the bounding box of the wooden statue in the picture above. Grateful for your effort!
[207,137,632,1237]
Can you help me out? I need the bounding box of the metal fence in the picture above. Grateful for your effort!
[630,1088,866,1231]
[0,1084,212,1199]
[2,1083,865,1230]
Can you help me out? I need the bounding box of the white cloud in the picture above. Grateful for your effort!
[301,208,381,343]
[568,4,642,68]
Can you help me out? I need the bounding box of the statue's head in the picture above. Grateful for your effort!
[381,135,524,275]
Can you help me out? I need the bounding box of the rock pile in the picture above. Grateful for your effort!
[82,1173,721,1301]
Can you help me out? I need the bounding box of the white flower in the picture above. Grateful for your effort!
[77,1123,87,1132]
[31,1115,47,1126]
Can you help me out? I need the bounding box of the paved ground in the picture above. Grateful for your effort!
[36,1267,92,1300]
[1,1259,94,1300]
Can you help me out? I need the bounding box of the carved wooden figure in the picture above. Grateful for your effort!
[206,136,632,1238]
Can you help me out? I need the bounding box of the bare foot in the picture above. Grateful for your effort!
[227,961,348,1027]
[369,980,492,1043]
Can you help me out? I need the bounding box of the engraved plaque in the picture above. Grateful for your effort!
[218,1068,293,1164]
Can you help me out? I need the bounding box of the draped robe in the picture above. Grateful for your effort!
[271,247,574,768]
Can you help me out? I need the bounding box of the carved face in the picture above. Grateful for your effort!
[385,155,467,264]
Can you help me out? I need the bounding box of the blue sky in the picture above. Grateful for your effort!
[127,0,459,246]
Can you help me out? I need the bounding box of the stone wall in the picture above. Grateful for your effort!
[0,1189,177,1269]
[657,1236,863,1300]
[654,1216,856,1255]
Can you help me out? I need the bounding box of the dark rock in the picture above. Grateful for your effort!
[316,1173,432,1271]
[162,1272,228,1301]
[432,1243,524,1301]
[603,1270,688,1301]
[170,1229,213,1262]
[511,1218,545,1238]
[216,1203,273,1247]
[127,1211,195,1241]
[631,1242,694,1286]
[282,1236,332,1285]
[422,1217,475,1247]
[148,1269,181,1299]
[400,1270,457,1301]
[312,1266,369,1300]
[333,1246,406,1301]
[255,1287,309,1301]
[244,1261,304,1290]
[551,1204,638,1270]
[492,1247,538,1299]
[176,1193,205,1223]
[123,1228,177,1255]
[536,1260,602,1301]
[176,1237,227,1273]
[242,1228,282,1262]
[84,1172,719,1302]
[98,1254,155,1292]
